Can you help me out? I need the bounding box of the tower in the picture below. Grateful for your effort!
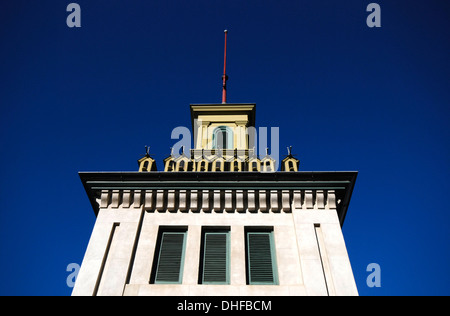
[72,32,358,296]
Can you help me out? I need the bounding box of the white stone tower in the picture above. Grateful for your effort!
[72,102,358,296]
[72,32,358,296]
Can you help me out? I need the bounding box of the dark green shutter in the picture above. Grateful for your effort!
[202,232,230,284]
[247,232,278,285]
[155,232,186,284]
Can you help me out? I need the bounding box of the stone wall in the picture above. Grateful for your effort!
[72,188,358,296]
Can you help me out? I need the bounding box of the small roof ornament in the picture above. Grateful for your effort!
[144,145,151,157]
[138,145,157,172]
[281,146,300,172]
[287,146,293,156]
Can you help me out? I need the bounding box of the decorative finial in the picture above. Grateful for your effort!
[287,146,292,156]
[144,145,150,157]
[266,148,269,156]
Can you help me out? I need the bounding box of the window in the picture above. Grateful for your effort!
[199,228,230,284]
[288,161,295,172]
[264,160,273,172]
[151,228,187,284]
[249,159,260,172]
[231,159,241,172]
[198,160,209,172]
[245,228,278,285]
[213,126,234,150]
[212,158,225,172]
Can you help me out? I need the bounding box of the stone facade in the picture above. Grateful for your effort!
[73,172,358,296]
[73,101,358,296]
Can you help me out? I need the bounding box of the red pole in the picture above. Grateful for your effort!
[222,30,228,104]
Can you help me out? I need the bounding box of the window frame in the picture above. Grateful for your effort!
[152,229,188,285]
[201,231,230,285]
[245,229,279,285]
[212,126,234,150]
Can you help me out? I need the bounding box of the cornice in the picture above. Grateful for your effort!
[79,171,357,226]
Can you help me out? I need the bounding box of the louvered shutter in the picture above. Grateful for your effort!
[155,232,186,284]
[247,232,278,285]
[202,232,230,284]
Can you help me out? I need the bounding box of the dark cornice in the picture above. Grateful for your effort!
[79,171,357,226]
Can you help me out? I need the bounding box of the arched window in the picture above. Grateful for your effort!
[198,160,209,172]
[165,160,175,172]
[249,159,261,172]
[288,161,295,172]
[212,158,225,172]
[176,158,190,172]
[212,126,234,150]
[231,159,242,172]
[264,160,273,172]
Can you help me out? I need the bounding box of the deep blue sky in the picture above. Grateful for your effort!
[0,0,449,296]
